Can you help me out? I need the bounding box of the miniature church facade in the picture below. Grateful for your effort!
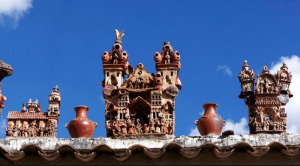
[238,61,293,134]
[5,86,61,137]
[101,30,182,137]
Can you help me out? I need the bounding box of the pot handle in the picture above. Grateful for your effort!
[194,120,198,125]
[223,120,226,126]
[94,122,98,128]
[65,123,69,128]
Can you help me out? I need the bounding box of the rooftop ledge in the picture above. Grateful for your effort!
[1,133,300,151]
[0,134,299,164]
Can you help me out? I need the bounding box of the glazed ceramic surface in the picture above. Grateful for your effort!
[195,103,225,136]
[66,106,97,138]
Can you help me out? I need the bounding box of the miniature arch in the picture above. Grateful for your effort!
[162,101,174,119]
[262,107,277,121]
[127,96,151,124]
[256,75,278,93]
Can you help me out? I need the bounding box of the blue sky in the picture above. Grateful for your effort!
[1,0,300,138]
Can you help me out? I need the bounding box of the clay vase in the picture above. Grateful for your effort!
[66,105,98,138]
[194,103,226,136]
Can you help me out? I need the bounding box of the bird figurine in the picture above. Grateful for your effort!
[115,29,125,43]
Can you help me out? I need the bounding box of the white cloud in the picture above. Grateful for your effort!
[0,118,7,138]
[189,126,200,136]
[0,0,33,28]
[217,65,232,76]
[223,117,249,135]
[269,55,300,134]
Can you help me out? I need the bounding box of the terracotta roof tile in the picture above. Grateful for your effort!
[7,111,48,120]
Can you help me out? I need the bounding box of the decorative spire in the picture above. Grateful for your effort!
[53,85,59,92]
[280,62,288,71]
[36,104,41,112]
[21,104,26,112]
[242,60,250,71]
[262,65,269,74]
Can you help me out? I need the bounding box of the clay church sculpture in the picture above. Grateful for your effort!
[100,29,182,137]
[5,85,61,137]
[238,61,293,134]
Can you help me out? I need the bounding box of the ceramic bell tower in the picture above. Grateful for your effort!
[238,61,293,134]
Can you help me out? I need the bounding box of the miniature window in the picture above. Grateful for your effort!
[165,112,173,119]
[107,72,109,77]
[161,72,163,76]
[171,71,173,76]
[117,72,120,77]
[107,113,112,120]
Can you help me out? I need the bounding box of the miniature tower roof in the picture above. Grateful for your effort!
[280,62,288,71]
[242,60,250,70]
[53,85,59,92]
[262,65,270,74]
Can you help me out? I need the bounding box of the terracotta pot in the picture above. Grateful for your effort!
[66,105,98,138]
[194,103,226,136]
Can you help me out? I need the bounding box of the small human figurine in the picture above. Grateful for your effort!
[164,119,169,134]
[30,120,37,129]
[12,126,18,137]
[105,121,111,131]
[0,90,7,110]
[140,78,145,89]
[164,51,171,64]
[6,125,13,136]
[160,118,166,133]
[113,53,119,64]
[143,124,149,133]
[112,121,120,136]
[260,81,264,93]
[136,119,143,134]
[127,119,135,134]
[149,119,155,133]
[166,75,172,84]
[40,127,44,137]
[120,120,127,135]
[168,119,174,134]
[155,119,161,133]
[144,78,150,88]
[128,79,134,89]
